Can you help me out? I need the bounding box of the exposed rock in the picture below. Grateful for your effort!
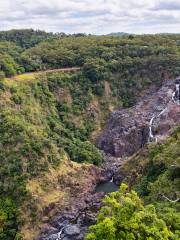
[97,80,180,158]
[36,78,180,240]
[40,226,59,235]
[36,192,105,240]
[64,225,80,236]
[43,233,58,240]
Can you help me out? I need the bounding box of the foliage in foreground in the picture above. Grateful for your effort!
[86,184,179,240]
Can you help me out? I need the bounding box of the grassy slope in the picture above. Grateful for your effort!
[0,71,117,239]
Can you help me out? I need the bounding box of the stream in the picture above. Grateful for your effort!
[95,177,119,194]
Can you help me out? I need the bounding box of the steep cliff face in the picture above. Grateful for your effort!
[97,79,180,158]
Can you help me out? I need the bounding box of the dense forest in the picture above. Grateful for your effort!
[0,29,180,239]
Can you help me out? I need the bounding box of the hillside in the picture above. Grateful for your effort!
[0,30,180,240]
[106,32,130,36]
[87,126,179,240]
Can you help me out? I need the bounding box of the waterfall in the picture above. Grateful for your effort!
[148,106,168,141]
[56,227,64,240]
[149,115,155,141]
[172,80,180,104]
[149,79,180,143]
[110,176,113,182]
[149,118,156,141]
[149,106,168,142]
[157,107,167,117]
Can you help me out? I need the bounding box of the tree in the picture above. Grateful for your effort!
[0,198,17,240]
[83,58,108,82]
[0,70,5,80]
[86,184,174,240]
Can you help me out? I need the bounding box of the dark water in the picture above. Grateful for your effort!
[95,180,119,194]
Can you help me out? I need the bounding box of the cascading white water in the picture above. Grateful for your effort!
[149,79,180,142]
[56,227,64,240]
[149,115,156,142]
[157,107,167,117]
[149,108,167,142]
[172,82,180,104]
[110,176,113,182]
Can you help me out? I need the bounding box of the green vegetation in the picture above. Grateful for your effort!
[0,71,105,239]
[89,127,180,239]
[0,30,180,239]
[0,41,24,77]
[0,32,180,107]
[0,198,18,240]
[134,126,180,203]
[86,184,179,240]
[0,29,57,48]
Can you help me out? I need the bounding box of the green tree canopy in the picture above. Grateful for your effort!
[86,184,175,240]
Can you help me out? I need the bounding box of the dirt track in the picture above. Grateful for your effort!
[33,67,81,74]
[10,67,81,79]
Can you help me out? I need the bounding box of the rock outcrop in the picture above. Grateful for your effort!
[97,79,180,158]
[36,192,105,240]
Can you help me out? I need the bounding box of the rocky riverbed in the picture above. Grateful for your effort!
[36,192,105,240]
[36,78,180,240]
[35,166,111,240]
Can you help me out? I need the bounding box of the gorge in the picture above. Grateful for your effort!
[37,78,180,240]
[0,31,180,240]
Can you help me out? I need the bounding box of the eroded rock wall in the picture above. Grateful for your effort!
[97,80,180,157]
